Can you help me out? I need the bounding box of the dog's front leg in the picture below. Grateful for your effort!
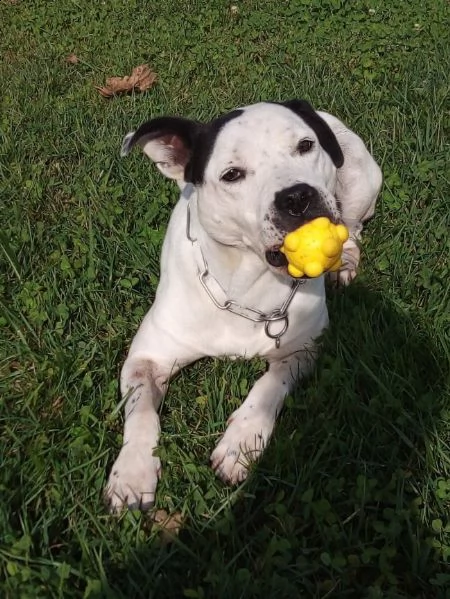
[211,349,316,484]
[330,236,362,286]
[105,355,173,512]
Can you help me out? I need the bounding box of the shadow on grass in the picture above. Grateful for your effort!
[99,283,449,599]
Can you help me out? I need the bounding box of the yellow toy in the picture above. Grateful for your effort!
[280,217,349,278]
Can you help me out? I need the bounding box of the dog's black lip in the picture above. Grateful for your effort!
[265,248,288,268]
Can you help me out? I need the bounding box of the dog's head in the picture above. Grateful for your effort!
[122,100,344,272]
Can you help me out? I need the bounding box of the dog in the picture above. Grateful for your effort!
[105,100,382,511]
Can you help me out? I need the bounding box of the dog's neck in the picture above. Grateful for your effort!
[184,186,289,305]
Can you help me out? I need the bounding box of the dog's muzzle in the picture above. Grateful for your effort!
[265,183,337,270]
[274,183,320,218]
[266,184,320,269]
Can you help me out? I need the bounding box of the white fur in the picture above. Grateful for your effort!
[105,102,382,511]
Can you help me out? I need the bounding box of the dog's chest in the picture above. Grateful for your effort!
[151,269,328,361]
[202,288,327,358]
[151,200,329,360]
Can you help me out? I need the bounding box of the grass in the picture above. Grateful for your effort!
[0,0,449,597]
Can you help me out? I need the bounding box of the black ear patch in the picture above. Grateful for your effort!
[280,100,344,168]
[121,111,243,184]
[120,116,202,161]
[186,109,244,184]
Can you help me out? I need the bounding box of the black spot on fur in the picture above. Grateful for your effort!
[272,184,334,232]
[122,111,243,185]
[122,116,202,158]
[186,110,243,184]
[278,99,344,168]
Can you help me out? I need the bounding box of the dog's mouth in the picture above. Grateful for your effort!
[265,248,288,268]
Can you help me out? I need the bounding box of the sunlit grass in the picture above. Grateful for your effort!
[1,0,449,597]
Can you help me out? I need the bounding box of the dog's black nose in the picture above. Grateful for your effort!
[274,184,319,217]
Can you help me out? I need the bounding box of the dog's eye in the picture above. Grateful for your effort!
[297,139,314,155]
[221,168,246,183]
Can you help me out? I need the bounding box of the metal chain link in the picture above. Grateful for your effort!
[186,202,304,348]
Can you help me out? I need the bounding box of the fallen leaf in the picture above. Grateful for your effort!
[152,509,184,544]
[96,64,157,98]
[66,53,80,64]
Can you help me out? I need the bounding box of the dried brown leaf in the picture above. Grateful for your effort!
[96,64,157,98]
[66,53,80,64]
[152,509,184,544]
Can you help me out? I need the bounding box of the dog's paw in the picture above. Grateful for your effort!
[104,444,161,512]
[328,266,357,287]
[210,410,273,485]
[328,239,360,287]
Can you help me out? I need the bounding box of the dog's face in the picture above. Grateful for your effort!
[121,101,344,273]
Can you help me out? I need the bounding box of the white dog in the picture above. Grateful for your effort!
[105,100,382,511]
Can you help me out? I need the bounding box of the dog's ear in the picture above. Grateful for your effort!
[281,100,344,168]
[317,110,383,235]
[121,117,202,181]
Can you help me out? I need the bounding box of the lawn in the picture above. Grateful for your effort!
[1,0,449,597]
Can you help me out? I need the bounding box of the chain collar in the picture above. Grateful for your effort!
[186,202,304,348]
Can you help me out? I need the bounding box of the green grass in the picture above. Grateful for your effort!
[1,0,449,597]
